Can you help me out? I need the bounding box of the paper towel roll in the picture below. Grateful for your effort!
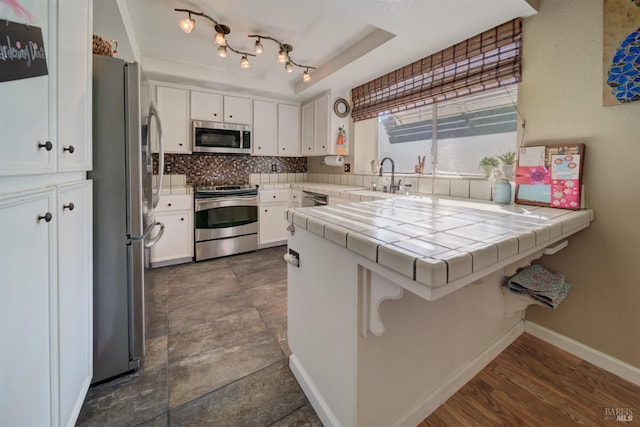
[324,155,345,167]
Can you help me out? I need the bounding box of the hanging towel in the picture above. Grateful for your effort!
[507,264,571,308]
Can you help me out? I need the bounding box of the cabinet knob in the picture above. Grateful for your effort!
[229,115,233,118]
[179,143,183,146]
[63,202,75,211]
[282,147,285,151]
[264,209,268,212]
[63,145,75,153]
[180,217,185,221]
[168,203,172,206]
[308,147,311,150]
[38,212,53,223]
[273,195,276,199]
[38,141,53,151]
[258,146,262,150]
[213,113,217,117]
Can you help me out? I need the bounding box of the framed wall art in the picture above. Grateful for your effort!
[514,144,585,210]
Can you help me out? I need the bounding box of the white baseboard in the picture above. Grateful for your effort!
[395,321,525,427]
[289,354,343,427]
[525,321,640,387]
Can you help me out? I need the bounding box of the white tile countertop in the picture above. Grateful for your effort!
[286,196,594,293]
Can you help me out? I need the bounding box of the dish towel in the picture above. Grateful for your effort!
[507,264,570,308]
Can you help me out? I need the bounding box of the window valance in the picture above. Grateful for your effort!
[350,18,522,122]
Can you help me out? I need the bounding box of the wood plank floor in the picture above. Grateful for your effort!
[419,333,640,426]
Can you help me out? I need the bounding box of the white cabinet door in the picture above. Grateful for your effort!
[57,180,92,427]
[253,100,277,156]
[301,101,314,155]
[191,91,223,121]
[157,87,190,153]
[224,96,252,124]
[150,210,194,265]
[314,94,331,154]
[259,201,289,245]
[57,0,92,172]
[278,103,301,157]
[0,189,56,427]
[0,0,54,176]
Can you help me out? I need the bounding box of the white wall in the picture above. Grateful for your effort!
[520,0,640,367]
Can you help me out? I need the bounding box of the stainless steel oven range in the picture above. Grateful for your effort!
[194,185,258,261]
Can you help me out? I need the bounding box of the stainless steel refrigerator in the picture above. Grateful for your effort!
[89,55,165,383]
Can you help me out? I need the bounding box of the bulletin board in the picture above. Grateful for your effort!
[514,144,585,210]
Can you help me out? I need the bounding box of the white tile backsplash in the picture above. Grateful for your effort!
[433,178,450,195]
[418,177,434,194]
[470,180,492,200]
[450,179,470,198]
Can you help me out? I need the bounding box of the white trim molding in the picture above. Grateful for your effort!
[525,321,640,387]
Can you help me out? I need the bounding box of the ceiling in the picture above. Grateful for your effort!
[95,0,538,102]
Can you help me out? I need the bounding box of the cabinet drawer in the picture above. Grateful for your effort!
[156,194,192,212]
[259,189,289,203]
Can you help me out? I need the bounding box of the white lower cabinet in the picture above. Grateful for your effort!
[0,180,92,427]
[57,181,93,427]
[259,189,290,246]
[150,194,194,267]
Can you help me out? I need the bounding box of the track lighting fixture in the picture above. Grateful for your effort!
[174,8,254,69]
[248,35,316,82]
[174,8,315,81]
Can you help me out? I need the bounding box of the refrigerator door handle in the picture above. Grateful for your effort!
[143,221,165,248]
[149,99,164,209]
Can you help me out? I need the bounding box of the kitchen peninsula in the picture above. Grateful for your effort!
[285,197,593,426]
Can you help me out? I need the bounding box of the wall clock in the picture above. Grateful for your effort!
[333,98,351,118]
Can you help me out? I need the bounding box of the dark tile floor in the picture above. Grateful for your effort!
[77,246,322,427]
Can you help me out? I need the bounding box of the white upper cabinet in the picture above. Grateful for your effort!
[224,96,252,124]
[0,1,54,176]
[190,91,222,121]
[190,91,252,125]
[313,94,331,154]
[301,92,331,156]
[252,100,277,156]
[157,86,190,153]
[278,103,301,157]
[301,102,314,155]
[57,0,92,172]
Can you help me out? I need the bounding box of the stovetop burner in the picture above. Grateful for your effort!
[194,184,258,197]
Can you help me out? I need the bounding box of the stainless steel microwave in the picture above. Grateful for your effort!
[192,120,251,154]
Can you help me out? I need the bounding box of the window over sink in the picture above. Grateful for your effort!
[377,85,518,176]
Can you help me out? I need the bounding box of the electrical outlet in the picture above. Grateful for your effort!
[271,164,277,172]
[344,163,351,173]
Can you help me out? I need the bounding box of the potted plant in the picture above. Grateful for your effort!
[479,155,499,177]
[497,151,517,179]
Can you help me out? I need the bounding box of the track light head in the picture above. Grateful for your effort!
[254,39,263,54]
[179,15,195,33]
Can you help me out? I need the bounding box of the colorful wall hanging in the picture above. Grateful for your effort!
[514,144,585,210]
[335,126,348,155]
[603,0,640,105]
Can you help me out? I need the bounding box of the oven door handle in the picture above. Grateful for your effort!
[195,196,258,211]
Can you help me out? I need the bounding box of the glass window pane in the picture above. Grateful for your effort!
[436,87,518,176]
[375,85,518,176]
[377,105,434,174]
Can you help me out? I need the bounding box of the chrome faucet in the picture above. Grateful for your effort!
[379,157,398,193]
